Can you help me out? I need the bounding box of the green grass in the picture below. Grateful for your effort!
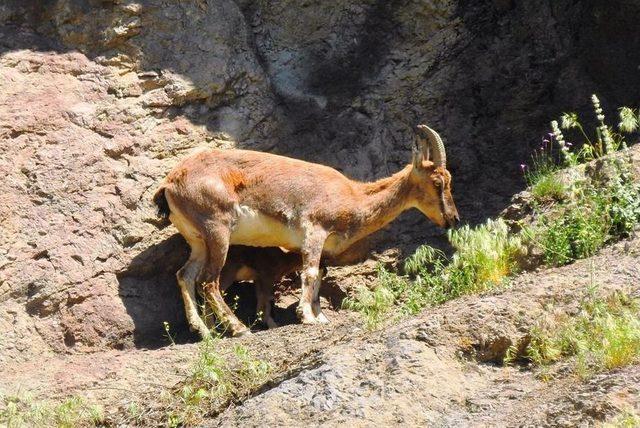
[535,195,608,266]
[342,266,401,329]
[530,173,567,202]
[344,219,525,329]
[524,142,567,203]
[512,292,640,379]
[166,337,271,427]
[0,394,103,428]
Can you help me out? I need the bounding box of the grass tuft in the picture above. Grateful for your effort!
[166,337,271,426]
[530,174,567,202]
[0,394,103,428]
[513,292,640,379]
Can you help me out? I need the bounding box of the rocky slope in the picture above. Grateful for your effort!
[2,229,639,426]
[1,1,640,424]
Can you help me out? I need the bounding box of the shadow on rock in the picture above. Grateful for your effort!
[117,233,199,348]
[117,232,352,344]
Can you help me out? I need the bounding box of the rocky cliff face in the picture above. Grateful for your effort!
[1,0,640,362]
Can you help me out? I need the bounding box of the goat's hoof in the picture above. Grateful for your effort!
[190,323,211,339]
[265,319,279,329]
[234,328,252,337]
[315,312,330,324]
[296,304,316,324]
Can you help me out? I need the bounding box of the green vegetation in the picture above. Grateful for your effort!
[523,141,567,202]
[511,292,640,379]
[534,192,609,266]
[532,163,640,266]
[343,266,402,330]
[525,96,640,267]
[166,337,271,427]
[407,219,524,303]
[0,394,103,428]
[529,173,567,202]
[344,219,525,329]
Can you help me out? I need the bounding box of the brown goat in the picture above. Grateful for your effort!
[154,124,459,337]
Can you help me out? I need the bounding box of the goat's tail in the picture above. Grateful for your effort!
[153,186,171,220]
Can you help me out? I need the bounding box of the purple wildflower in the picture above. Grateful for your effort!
[566,142,573,147]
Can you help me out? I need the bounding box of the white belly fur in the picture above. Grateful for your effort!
[230,205,303,249]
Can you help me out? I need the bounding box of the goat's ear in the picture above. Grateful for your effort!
[412,146,421,168]
[412,137,429,168]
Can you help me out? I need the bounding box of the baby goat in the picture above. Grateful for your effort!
[219,246,303,329]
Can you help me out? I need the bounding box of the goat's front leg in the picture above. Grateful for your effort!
[297,227,327,324]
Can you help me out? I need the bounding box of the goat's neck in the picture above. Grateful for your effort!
[348,165,413,241]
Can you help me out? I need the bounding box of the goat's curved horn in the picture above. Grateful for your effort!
[416,124,446,168]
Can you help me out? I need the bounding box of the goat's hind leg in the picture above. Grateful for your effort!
[176,241,210,338]
[201,226,251,337]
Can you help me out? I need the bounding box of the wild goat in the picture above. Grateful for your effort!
[153,124,459,337]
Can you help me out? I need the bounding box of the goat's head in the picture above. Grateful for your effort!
[409,124,460,229]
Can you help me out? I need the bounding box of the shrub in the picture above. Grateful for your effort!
[525,95,640,267]
[537,194,608,266]
[166,337,270,426]
[345,219,525,328]
[0,394,103,428]
[532,162,640,267]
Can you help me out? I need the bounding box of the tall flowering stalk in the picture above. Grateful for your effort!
[551,120,576,165]
[592,94,614,155]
